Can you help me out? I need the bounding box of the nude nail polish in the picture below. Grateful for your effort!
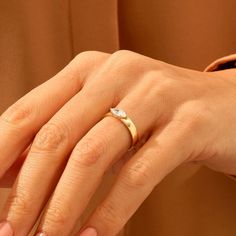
[0,221,13,236]
[79,227,97,236]
[36,233,46,236]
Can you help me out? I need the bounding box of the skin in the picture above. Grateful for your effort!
[0,50,236,236]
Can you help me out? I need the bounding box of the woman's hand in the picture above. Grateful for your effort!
[1,50,236,236]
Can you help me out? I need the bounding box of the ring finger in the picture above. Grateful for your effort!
[78,122,196,236]
[35,92,157,236]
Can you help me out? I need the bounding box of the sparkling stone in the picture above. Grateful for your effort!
[110,108,127,118]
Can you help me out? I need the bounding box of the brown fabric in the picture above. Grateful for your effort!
[205,54,236,182]
[204,54,236,71]
[1,1,236,235]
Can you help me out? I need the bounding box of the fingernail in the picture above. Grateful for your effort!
[79,227,97,236]
[36,233,46,236]
[0,221,13,236]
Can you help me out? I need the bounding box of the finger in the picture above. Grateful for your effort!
[0,79,115,236]
[35,94,154,236]
[111,133,150,176]
[0,52,110,235]
[0,51,109,177]
[78,122,198,236]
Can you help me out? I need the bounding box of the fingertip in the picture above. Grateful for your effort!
[35,232,46,236]
[79,227,97,236]
[0,221,14,236]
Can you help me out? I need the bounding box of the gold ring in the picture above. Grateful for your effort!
[104,108,138,148]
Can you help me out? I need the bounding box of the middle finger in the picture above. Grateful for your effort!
[0,78,115,236]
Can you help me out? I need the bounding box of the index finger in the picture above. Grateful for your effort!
[0,51,109,178]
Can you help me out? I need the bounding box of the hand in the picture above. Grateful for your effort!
[0,50,236,236]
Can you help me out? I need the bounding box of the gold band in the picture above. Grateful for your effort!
[104,108,138,148]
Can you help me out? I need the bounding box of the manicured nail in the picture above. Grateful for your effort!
[36,233,46,236]
[79,227,97,236]
[0,221,13,236]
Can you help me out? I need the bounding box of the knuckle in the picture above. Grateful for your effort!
[74,51,106,64]
[144,70,163,82]
[185,114,204,131]
[32,122,69,153]
[95,202,125,228]
[171,101,211,136]
[157,78,178,99]
[106,50,141,84]
[111,50,132,58]
[72,135,107,167]
[184,102,211,130]
[110,50,135,66]
[77,50,102,58]
[44,203,68,225]
[158,76,176,90]
[1,99,35,126]
[71,51,110,84]
[7,190,31,217]
[145,70,172,92]
[122,160,151,189]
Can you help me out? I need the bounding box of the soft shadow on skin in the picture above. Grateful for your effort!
[0,148,29,188]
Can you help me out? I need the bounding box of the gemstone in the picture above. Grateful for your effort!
[110,108,127,118]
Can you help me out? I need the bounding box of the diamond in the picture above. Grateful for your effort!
[110,108,127,119]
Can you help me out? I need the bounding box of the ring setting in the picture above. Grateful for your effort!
[104,108,138,148]
[110,108,127,119]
